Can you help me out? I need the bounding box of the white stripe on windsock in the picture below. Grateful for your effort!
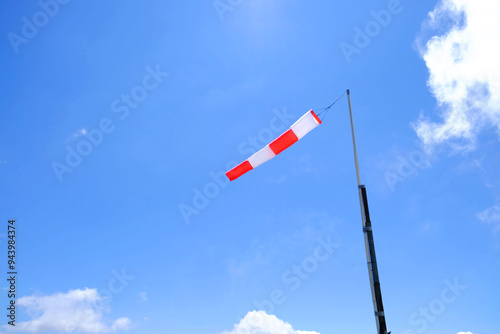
[226,109,322,181]
[291,110,322,140]
[248,145,276,168]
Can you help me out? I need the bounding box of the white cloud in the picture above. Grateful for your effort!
[477,204,500,234]
[220,311,320,334]
[65,128,88,142]
[6,288,132,333]
[73,128,88,138]
[110,318,132,332]
[413,0,500,153]
[457,332,474,334]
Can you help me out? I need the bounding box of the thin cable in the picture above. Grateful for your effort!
[315,91,346,121]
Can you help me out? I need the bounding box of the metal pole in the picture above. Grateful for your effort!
[346,89,388,334]
[347,90,361,186]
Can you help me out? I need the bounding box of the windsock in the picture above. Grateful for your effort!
[226,110,322,181]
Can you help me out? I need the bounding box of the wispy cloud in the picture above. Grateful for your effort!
[477,203,500,235]
[64,128,88,143]
[219,311,319,334]
[471,157,495,189]
[422,220,436,231]
[73,128,88,138]
[5,288,132,333]
[413,0,500,153]
[138,292,148,302]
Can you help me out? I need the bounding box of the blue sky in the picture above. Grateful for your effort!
[1,0,499,333]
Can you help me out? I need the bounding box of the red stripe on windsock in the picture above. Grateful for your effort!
[311,110,322,124]
[226,160,253,181]
[269,129,298,155]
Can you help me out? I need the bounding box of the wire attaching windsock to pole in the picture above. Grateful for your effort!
[226,109,322,181]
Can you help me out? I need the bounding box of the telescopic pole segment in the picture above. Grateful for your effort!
[346,89,388,334]
[347,90,361,186]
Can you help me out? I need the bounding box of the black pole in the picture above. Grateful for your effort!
[359,185,388,334]
[347,90,388,334]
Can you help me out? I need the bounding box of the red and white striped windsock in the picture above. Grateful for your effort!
[226,109,322,181]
